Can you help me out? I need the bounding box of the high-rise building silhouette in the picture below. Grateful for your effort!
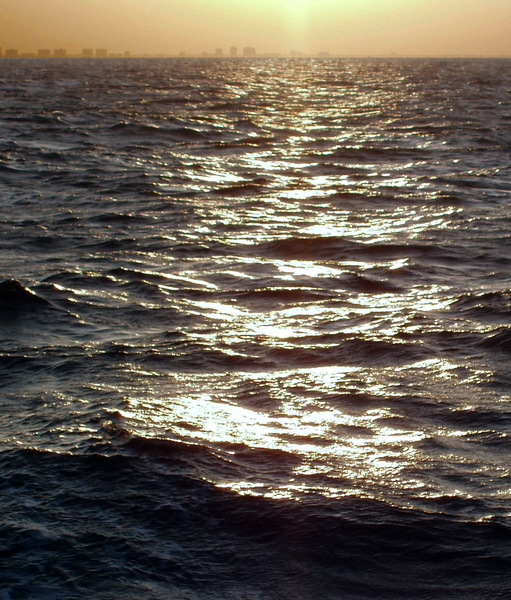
[37,49,51,58]
[215,48,223,57]
[242,46,256,57]
[95,48,108,57]
[82,48,93,57]
[5,49,18,58]
[54,48,67,57]
[230,46,238,57]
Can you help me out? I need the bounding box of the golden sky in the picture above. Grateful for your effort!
[1,0,511,56]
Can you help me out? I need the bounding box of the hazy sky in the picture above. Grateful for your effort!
[1,0,511,56]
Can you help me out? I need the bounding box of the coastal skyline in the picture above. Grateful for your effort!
[2,0,511,58]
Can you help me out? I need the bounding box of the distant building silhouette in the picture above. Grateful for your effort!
[95,48,108,57]
[37,49,51,58]
[54,48,67,57]
[124,51,130,57]
[215,48,223,57]
[242,46,256,57]
[82,48,93,57]
[230,46,238,57]
[5,49,18,58]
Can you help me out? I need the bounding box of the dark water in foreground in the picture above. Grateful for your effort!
[1,57,511,599]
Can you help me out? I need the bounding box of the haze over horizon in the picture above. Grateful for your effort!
[1,0,511,57]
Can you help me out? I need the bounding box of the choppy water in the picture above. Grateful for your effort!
[1,57,511,599]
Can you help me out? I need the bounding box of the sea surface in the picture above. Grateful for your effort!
[0,57,510,599]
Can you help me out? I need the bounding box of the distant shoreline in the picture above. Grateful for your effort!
[1,55,511,59]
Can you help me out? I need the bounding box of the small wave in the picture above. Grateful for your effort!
[79,237,142,252]
[82,235,181,254]
[252,236,434,262]
[117,280,167,300]
[479,327,511,353]
[228,381,281,411]
[452,290,511,308]
[85,212,149,225]
[212,182,266,196]
[265,337,425,368]
[0,353,45,373]
[42,271,115,289]
[316,79,356,87]
[124,434,214,462]
[106,266,170,284]
[0,279,52,310]
[125,432,302,481]
[416,330,484,355]
[212,136,276,149]
[256,236,359,260]
[443,406,511,430]
[132,347,271,372]
[0,162,23,174]
[169,240,230,256]
[450,291,511,321]
[108,121,207,141]
[233,287,334,306]
[342,273,402,293]
[106,333,426,371]
[319,392,384,413]
[142,96,194,106]
[328,145,428,161]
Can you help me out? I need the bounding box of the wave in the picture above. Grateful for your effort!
[118,335,427,372]
[232,287,336,306]
[252,235,439,262]
[1,445,509,599]
[85,212,150,225]
[342,272,402,293]
[124,433,301,475]
[212,182,267,196]
[0,279,52,310]
[108,121,207,141]
[0,162,25,175]
[211,136,276,150]
[450,291,511,320]
[0,280,93,354]
[438,405,511,431]
[479,327,511,353]
[327,145,430,161]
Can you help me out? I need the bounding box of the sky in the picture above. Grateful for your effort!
[1,0,511,57]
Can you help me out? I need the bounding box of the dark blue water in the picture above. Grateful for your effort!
[1,57,510,599]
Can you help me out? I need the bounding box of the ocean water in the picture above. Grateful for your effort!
[0,57,510,599]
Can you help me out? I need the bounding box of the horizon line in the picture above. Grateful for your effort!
[1,54,511,59]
